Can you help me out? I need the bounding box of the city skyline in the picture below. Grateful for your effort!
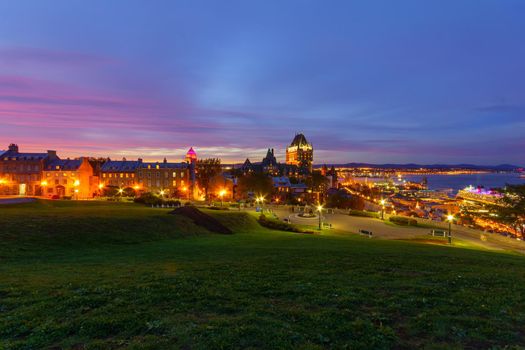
[1,1,524,165]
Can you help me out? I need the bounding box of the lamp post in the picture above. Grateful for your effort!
[259,196,265,212]
[380,199,386,220]
[447,214,454,244]
[118,188,124,201]
[40,180,48,197]
[317,204,323,230]
[219,189,226,207]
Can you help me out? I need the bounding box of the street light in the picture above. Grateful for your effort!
[447,214,454,244]
[219,189,226,207]
[380,199,386,220]
[258,195,265,212]
[317,204,323,230]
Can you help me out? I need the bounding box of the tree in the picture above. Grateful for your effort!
[305,171,329,194]
[237,173,273,199]
[492,184,525,237]
[196,158,222,201]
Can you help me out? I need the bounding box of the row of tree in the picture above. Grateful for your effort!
[491,184,525,237]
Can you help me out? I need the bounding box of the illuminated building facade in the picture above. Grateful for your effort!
[137,159,189,196]
[286,133,313,172]
[100,159,141,189]
[0,144,57,195]
[43,158,98,199]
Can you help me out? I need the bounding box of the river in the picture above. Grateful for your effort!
[403,173,525,193]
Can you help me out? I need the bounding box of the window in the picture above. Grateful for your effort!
[63,179,68,185]
[131,174,135,178]
[55,179,59,185]
[120,173,124,178]
[172,180,177,187]
[164,172,168,179]
[156,164,159,169]
[103,173,106,178]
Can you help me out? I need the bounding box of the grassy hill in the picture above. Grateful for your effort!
[1,201,525,349]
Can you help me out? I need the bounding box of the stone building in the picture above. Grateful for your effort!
[137,159,189,197]
[100,159,141,189]
[0,143,57,195]
[43,158,99,199]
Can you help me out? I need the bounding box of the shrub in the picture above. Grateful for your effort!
[134,193,181,206]
[258,214,313,234]
[348,210,379,218]
[389,216,418,226]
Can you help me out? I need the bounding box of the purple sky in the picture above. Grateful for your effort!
[0,1,524,165]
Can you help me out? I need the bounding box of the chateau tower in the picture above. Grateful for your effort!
[286,133,313,172]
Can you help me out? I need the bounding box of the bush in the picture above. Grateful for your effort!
[389,216,418,226]
[134,193,180,207]
[258,214,313,234]
[348,210,379,218]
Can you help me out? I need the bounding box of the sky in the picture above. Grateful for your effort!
[0,0,524,165]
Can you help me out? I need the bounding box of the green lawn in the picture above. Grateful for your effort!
[1,201,525,349]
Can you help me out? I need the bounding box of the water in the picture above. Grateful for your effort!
[403,173,525,193]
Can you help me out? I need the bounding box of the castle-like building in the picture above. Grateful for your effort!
[286,133,313,172]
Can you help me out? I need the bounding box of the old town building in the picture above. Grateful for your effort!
[137,159,189,197]
[0,144,57,195]
[43,158,99,199]
[100,159,141,189]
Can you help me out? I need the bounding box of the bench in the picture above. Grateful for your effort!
[322,222,332,229]
[359,229,373,238]
[429,229,447,237]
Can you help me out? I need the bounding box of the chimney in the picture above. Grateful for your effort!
[138,158,143,163]
[8,144,19,153]
[163,157,167,164]
[47,150,57,159]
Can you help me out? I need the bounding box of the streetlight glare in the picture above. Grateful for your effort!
[317,205,323,212]
[447,214,454,222]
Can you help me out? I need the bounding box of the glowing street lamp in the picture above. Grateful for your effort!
[447,214,454,244]
[73,180,80,187]
[317,204,324,230]
[219,189,226,207]
[380,199,386,220]
[159,190,165,198]
[98,183,104,190]
[118,188,124,199]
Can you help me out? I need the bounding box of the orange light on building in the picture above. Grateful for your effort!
[98,183,104,189]
[40,180,48,187]
[73,180,80,187]
[133,185,140,190]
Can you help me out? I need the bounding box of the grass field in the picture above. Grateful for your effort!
[1,200,525,349]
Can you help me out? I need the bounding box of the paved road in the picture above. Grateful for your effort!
[0,197,37,205]
[263,207,525,254]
